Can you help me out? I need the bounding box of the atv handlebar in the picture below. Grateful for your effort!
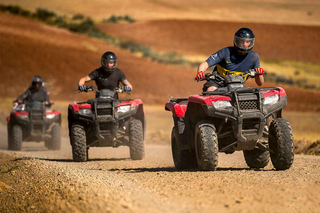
[78,85,129,94]
[194,69,265,82]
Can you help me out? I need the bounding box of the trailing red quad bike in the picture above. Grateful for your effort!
[7,101,62,151]
[68,86,145,162]
[165,70,294,171]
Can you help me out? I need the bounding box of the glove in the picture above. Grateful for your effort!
[124,86,132,92]
[256,68,264,75]
[196,71,205,81]
[78,85,86,91]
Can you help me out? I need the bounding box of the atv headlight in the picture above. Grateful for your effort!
[212,101,232,109]
[79,108,93,116]
[19,114,29,119]
[46,114,55,119]
[263,95,279,105]
[118,105,130,113]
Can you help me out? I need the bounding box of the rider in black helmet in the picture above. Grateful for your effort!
[78,51,133,96]
[16,75,51,104]
[196,27,264,92]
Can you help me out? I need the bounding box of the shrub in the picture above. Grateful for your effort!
[35,8,56,21]
[72,13,84,20]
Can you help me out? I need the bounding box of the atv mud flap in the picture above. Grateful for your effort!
[172,115,188,151]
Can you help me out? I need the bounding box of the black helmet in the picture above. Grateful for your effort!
[32,75,42,84]
[31,75,42,89]
[234,28,255,54]
[101,51,117,73]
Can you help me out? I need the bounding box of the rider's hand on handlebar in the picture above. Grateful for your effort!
[255,67,264,75]
[124,86,132,92]
[195,71,205,81]
[78,85,86,91]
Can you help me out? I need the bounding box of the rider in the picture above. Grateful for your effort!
[78,51,133,98]
[196,27,264,92]
[15,75,51,104]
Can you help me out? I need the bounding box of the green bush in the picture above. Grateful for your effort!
[35,8,56,21]
[72,13,84,20]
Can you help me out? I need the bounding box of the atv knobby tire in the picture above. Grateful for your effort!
[70,123,87,162]
[171,127,197,169]
[129,119,145,160]
[195,120,218,171]
[269,118,294,170]
[9,125,22,151]
[47,124,61,150]
[243,148,270,169]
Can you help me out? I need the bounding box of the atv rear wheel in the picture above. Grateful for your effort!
[195,120,218,171]
[129,119,145,160]
[269,118,294,170]
[47,124,61,150]
[243,148,270,169]
[9,125,22,151]
[70,123,87,162]
[171,127,197,169]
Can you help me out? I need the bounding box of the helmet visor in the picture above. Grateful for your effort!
[101,58,116,68]
[234,36,255,52]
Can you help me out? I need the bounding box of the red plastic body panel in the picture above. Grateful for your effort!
[165,102,187,117]
[188,95,231,105]
[261,87,286,98]
[117,99,143,107]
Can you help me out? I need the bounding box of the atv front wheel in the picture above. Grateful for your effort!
[243,148,270,169]
[195,120,218,171]
[171,127,197,169]
[129,119,145,160]
[269,118,294,170]
[9,125,22,151]
[47,124,61,150]
[70,123,87,162]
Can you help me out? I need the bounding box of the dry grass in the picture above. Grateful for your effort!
[1,0,320,26]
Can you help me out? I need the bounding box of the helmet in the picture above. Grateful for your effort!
[234,28,255,54]
[101,51,117,73]
[31,75,42,89]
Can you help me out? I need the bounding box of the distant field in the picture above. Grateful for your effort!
[1,0,320,26]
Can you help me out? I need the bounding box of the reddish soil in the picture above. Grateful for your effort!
[99,20,320,64]
[1,12,320,112]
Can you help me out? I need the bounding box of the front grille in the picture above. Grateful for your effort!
[97,108,113,116]
[239,100,259,110]
[33,124,43,132]
[31,114,43,120]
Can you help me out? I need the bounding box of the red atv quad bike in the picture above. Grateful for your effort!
[7,101,61,151]
[68,86,145,162]
[165,70,294,171]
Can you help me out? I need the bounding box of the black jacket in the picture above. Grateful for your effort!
[16,86,50,103]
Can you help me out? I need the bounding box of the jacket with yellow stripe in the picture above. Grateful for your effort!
[206,47,261,83]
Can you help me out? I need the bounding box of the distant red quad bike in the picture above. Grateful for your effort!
[165,70,294,171]
[7,101,62,151]
[68,86,145,162]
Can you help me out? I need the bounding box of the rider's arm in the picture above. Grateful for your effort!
[78,75,91,86]
[16,89,30,103]
[255,74,264,86]
[197,61,209,73]
[123,79,133,90]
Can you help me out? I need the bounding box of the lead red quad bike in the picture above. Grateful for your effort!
[68,86,145,162]
[165,70,294,171]
[7,101,61,151]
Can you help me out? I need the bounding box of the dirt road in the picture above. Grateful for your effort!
[0,125,320,213]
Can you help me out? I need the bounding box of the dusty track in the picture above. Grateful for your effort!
[1,125,320,213]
